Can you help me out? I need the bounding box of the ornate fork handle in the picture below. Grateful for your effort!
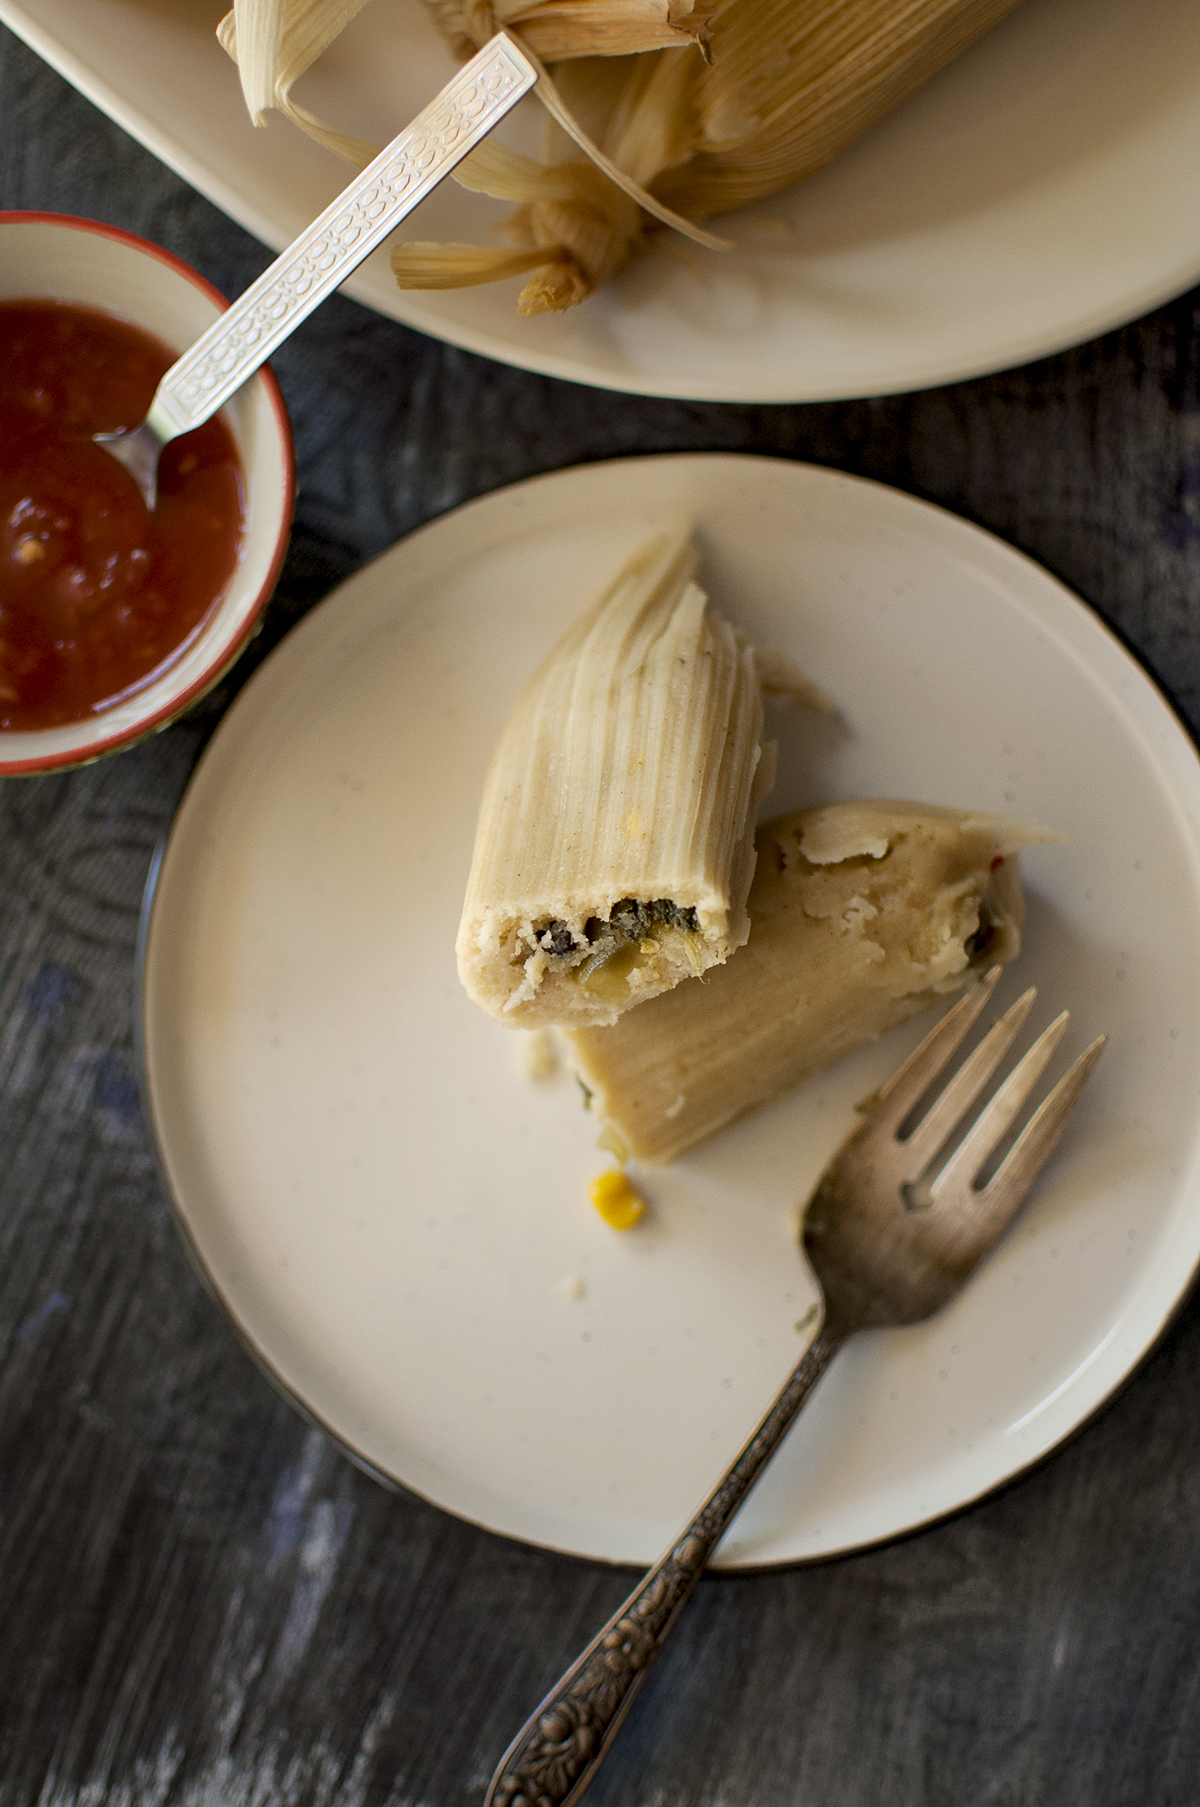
[486,1321,846,1807]
[145,33,537,445]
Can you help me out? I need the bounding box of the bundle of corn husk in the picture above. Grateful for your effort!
[218,0,1026,313]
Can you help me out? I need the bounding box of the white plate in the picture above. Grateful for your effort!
[141,453,1200,1567]
[8,0,1200,402]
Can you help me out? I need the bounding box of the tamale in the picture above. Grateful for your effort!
[455,525,826,1030]
[393,0,1029,312]
[565,800,1059,1163]
[218,0,1027,315]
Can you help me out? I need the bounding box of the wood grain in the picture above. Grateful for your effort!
[2,22,1200,1805]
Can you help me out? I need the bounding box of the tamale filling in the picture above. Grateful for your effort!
[539,897,701,954]
[534,897,704,1002]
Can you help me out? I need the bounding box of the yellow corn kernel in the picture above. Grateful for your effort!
[589,1169,648,1230]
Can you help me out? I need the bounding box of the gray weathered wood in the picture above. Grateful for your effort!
[2,22,1200,1806]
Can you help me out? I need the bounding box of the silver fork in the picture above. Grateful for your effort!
[485,967,1106,1807]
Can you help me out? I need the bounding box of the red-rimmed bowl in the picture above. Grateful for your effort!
[0,211,294,774]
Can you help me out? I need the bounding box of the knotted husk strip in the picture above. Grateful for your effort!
[393,140,650,313]
[386,241,570,290]
[565,800,1060,1165]
[512,51,731,249]
[394,0,1025,310]
[456,524,822,1030]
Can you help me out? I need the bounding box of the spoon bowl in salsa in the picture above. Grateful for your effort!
[0,212,293,774]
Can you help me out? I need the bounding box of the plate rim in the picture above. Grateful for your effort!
[7,0,1200,402]
[138,451,1200,1568]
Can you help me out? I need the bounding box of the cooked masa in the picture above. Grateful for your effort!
[565,800,1059,1162]
[455,524,823,1029]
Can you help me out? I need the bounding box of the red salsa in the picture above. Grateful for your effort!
[0,299,245,730]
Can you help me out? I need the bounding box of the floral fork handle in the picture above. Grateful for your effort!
[485,1325,844,1807]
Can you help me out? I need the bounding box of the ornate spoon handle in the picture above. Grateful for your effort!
[145,32,537,444]
[486,1320,846,1807]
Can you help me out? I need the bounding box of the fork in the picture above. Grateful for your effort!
[485,966,1105,1807]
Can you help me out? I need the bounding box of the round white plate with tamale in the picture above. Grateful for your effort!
[141,454,1200,1565]
[7,0,1200,401]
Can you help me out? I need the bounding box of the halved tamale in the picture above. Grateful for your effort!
[455,525,824,1029]
[565,800,1060,1162]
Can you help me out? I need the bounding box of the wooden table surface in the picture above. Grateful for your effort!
[4,23,1200,1806]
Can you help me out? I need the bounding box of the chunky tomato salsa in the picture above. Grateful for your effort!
[0,300,244,731]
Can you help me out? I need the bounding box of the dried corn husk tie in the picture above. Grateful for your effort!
[389,38,730,313]
[396,0,1026,310]
[392,141,646,312]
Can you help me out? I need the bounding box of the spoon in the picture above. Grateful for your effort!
[96,32,538,510]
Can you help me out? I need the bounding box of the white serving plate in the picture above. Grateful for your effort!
[140,454,1200,1566]
[7,0,1200,401]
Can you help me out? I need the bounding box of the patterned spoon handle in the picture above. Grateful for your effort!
[485,1322,845,1807]
[144,32,537,445]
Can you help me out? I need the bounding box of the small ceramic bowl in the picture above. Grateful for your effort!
[0,211,295,774]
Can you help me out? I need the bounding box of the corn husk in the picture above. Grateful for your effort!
[565,800,1060,1164]
[216,0,710,162]
[455,524,827,1030]
[219,0,1025,314]
[394,0,1027,311]
[217,0,379,162]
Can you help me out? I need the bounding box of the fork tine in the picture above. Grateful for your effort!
[980,1034,1107,1212]
[931,1011,1071,1203]
[919,1032,1106,1276]
[900,987,1037,1176]
[871,965,1004,1135]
